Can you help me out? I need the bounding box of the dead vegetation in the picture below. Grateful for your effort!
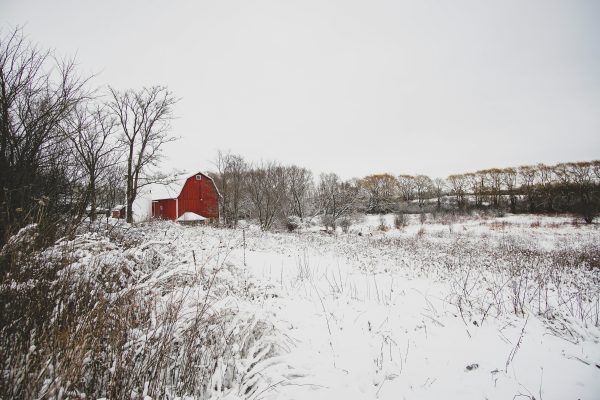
[0,223,283,399]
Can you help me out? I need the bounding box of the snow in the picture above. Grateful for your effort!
[219,219,600,399]
[147,180,186,200]
[176,211,207,222]
[11,214,599,399]
[122,213,599,399]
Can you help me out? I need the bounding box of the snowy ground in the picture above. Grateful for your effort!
[128,214,600,400]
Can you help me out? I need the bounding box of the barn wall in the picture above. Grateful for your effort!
[178,174,219,219]
[139,173,219,221]
[153,199,177,220]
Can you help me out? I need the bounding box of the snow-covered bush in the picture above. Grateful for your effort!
[377,215,389,231]
[286,215,302,232]
[340,217,353,233]
[321,215,335,232]
[0,221,284,399]
[393,213,408,229]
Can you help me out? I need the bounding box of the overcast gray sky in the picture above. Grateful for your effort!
[3,0,599,179]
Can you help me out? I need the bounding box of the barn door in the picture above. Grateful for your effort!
[152,201,161,219]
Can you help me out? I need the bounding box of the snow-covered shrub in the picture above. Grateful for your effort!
[394,213,408,229]
[0,221,285,399]
[378,215,389,231]
[321,215,335,232]
[286,215,302,232]
[340,217,353,233]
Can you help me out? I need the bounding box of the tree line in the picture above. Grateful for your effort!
[212,155,600,230]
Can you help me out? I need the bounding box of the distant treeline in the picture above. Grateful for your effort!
[212,153,600,230]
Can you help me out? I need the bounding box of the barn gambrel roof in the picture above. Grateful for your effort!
[150,171,221,201]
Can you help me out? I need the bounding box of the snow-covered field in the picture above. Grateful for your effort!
[4,214,599,399]
[127,214,600,399]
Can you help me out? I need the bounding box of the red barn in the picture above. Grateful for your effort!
[151,172,220,221]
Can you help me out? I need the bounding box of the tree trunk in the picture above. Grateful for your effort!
[89,178,97,221]
[126,175,134,224]
[126,144,134,223]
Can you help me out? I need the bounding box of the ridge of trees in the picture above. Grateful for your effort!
[212,155,600,229]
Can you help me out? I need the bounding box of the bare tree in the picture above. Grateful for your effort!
[318,173,358,231]
[483,168,503,208]
[447,174,467,210]
[466,172,485,208]
[0,27,90,244]
[537,164,556,212]
[108,86,178,223]
[501,168,518,213]
[359,173,398,213]
[98,163,127,212]
[285,165,314,221]
[213,150,247,227]
[245,162,287,230]
[66,104,121,220]
[518,166,539,213]
[413,175,433,207]
[592,160,600,181]
[397,175,415,202]
[433,178,446,210]
[566,162,598,223]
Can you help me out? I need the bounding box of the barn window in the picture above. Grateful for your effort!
[195,174,202,180]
